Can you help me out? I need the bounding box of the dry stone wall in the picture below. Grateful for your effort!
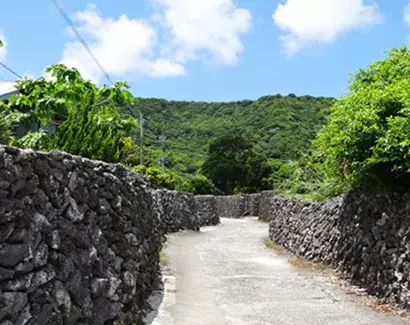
[194,196,219,226]
[215,195,245,219]
[152,190,199,234]
[0,146,220,325]
[213,193,262,218]
[258,191,275,221]
[247,194,260,217]
[269,191,410,309]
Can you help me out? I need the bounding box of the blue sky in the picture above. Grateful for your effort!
[0,0,409,101]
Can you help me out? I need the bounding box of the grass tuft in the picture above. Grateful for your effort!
[264,238,284,255]
[159,250,168,267]
[288,256,327,273]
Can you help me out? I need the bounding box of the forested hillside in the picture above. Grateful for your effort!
[2,47,408,197]
[136,95,335,175]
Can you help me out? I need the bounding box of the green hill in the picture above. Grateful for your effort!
[136,94,336,176]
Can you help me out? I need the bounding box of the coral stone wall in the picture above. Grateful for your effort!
[258,191,275,221]
[213,193,262,219]
[269,191,410,309]
[152,190,200,234]
[194,195,219,226]
[0,146,161,325]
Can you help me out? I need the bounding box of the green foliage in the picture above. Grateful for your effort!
[202,135,251,194]
[0,103,13,144]
[184,175,218,195]
[3,64,139,163]
[10,129,50,150]
[135,94,335,176]
[276,46,410,201]
[54,105,138,163]
[132,165,186,191]
[265,159,293,187]
[202,135,270,194]
[311,46,410,192]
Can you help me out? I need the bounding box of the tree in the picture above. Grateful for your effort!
[0,103,13,144]
[246,153,272,193]
[185,175,217,195]
[4,64,139,163]
[135,94,334,178]
[311,46,410,192]
[133,165,184,190]
[202,135,252,194]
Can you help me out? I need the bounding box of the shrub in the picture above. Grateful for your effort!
[311,46,410,192]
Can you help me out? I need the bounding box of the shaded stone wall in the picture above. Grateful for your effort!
[248,193,261,217]
[215,195,245,218]
[195,195,219,226]
[0,146,220,325]
[0,146,161,325]
[258,191,275,221]
[213,194,262,219]
[152,190,199,234]
[269,191,410,309]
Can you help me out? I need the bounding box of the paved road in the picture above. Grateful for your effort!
[144,218,409,325]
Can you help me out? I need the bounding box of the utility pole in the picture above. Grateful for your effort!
[159,135,167,175]
[139,112,144,166]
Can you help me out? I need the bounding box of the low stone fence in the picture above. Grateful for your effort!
[213,193,263,218]
[195,195,219,226]
[247,193,261,217]
[215,195,245,218]
[0,146,162,325]
[0,146,221,325]
[269,191,410,309]
[258,191,275,221]
[152,190,199,234]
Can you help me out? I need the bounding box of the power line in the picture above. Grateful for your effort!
[51,0,150,164]
[0,62,22,79]
[50,0,114,85]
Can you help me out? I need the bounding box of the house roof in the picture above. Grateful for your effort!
[0,80,18,101]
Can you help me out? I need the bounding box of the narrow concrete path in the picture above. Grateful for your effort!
[145,218,409,325]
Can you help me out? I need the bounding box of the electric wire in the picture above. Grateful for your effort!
[0,62,22,79]
[50,0,114,85]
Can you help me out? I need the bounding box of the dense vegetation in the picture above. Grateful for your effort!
[280,46,410,200]
[135,94,335,176]
[5,46,408,198]
[1,64,139,163]
[0,64,335,194]
[202,135,270,194]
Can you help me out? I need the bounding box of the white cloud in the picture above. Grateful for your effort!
[273,0,382,54]
[0,29,7,62]
[404,2,410,25]
[148,58,186,77]
[150,0,252,64]
[61,4,185,83]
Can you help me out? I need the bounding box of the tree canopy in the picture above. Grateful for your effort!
[0,63,336,195]
[3,64,139,163]
[277,46,410,200]
[202,135,270,194]
[313,46,410,189]
[135,94,335,176]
